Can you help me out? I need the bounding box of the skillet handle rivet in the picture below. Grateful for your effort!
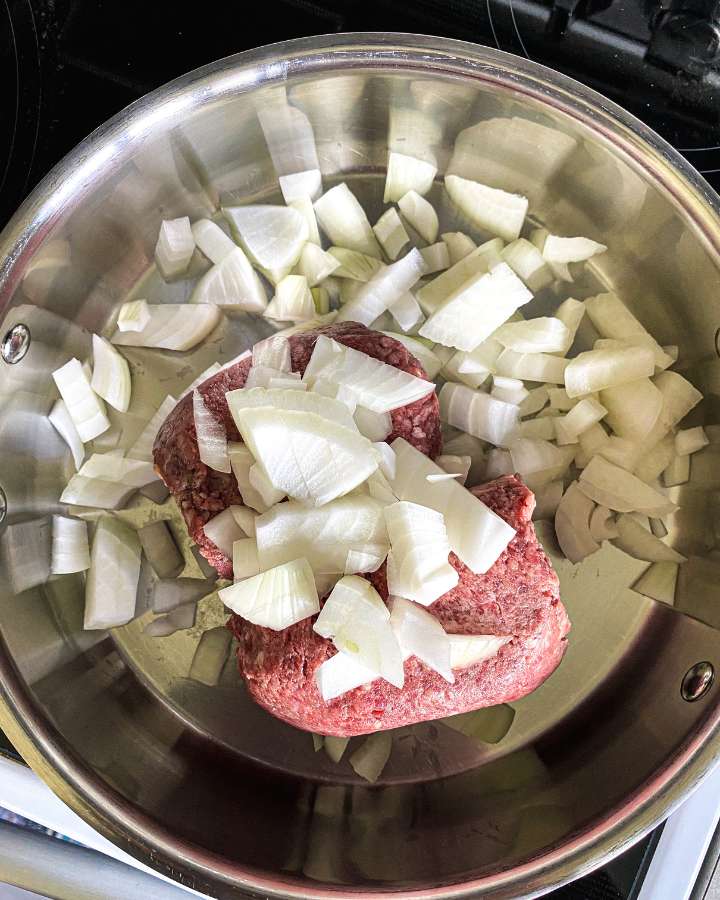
[681,662,714,702]
[1,324,31,365]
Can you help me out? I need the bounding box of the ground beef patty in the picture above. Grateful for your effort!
[153,321,442,578]
[228,475,570,737]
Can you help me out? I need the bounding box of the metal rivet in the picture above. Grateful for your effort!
[681,661,714,702]
[0,487,6,525]
[1,324,31,364]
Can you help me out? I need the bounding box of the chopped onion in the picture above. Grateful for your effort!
[554,481,600,563]
[439,382,519,447]
[0,518,51,594]
[484,448,513,480]
[233,537,260,580]
[52,358,110,442]
[227,385,358,432]
[193,389,230,473]
[543,235,607,264]
[336,249,426,327]
[230,505,256,538]
[245,365,295,389]
[189,627,233,686]
[514,417,556,441]
[249,463,286,506]
[252,334,291,373]
[555,298,586,353]
[662,345,679,368]
[84,516,141,629]
[390,596,453,682]
[60,474,135,509]
[564,345,655,398]
[398,190,439,243]
[323,735,350,763]
[601,378,662,442]
[441,231,477,265]
[203,506,247,558]
[219,557,319,629]
[533,480,564,520]
[190,245,268,311]
[314,183,382,259]
[445,174,528,242]
[598,436,642,471]
[442,349,491,390]
[137,521,183,579]
[500,238,553,292]
[303,335,435,414]
[578,456,675,515]
[352,407,391,443]
[191,219,237,264]
[90,335,131,414]
[663,452,690,487]
[509,439,574,489]
[117,299,151,332]
[228,443,268,512]
[554,397,607,444]
[224,205,308,280]
[676,426,708,456]
[371,442,396,481]
[384,151,437,202]
[420,242,450,274]
[264,274,315,322]
[50,515,90,574]
[155,216,194,279]
[127,395,177,461]
[256,495,387,574]
[297,244,341,287]
[349,732,392,783]
[380,332,442,380]
[315,650,378,702]
[494,317,570,354]
[491,375,529,406]
[435,454,471,485]
[448,633,511,669]
[495,348,567,384]
[416,238,503,315]
[589,505,618,541]
[314,575,403,687]
[388,291,424,333]
[279,168,323,203]
[344,544,386,574]
[585,292,673,369]
[548,388,575,411]
[655,371,703,433]
[48,398,85,470]
[327,247,383,282]
[373,208,410,260]
[78,452,157,488]
[420,263,532,351]
[233,407,377,507]
[613,514,686,563]
[650,517,669,538]
[391,438,516,574]
[289,197,321,246]
[112,303,223,350]
[519,389,550,421]
[385,501,458,606]
[632,561,678,605]
[575,422,609,469]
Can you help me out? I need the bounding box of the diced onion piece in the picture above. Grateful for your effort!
[380,332,442,380]
[662,345,679,368]
[549,388,575,411]
[384,501,458,606]
[191,245,268,311]
[420,242,450,274]
[484,449,513,480]
[373,208,410,260]
[613,514,686,563]
[388,291,424,332]
[598,437,641,471]
[632,561,678,605]
[575,422,609,469]
[442,232,477,265]
[315,651,378,702]
[585,292,673,369]
[554,481,599,563]
[191,219,236,264]
[279,168,322,203]
[336,249,426,327]
[233,537,260,581]
[155,216,194,279]
[204,507,246,558]
[520,389,550,421]
[435,454,471,485]
[509,439,574,489]
[228,443,268,512]
[420,263,532,352]
[494,317,570,354]
[60,475,135,509]
[416,239,503,315]
[441,350,489,390]
[533,480,564,520]
[353,406,392,443]
[113,303,222,350]
[500,239,553,292]
[676,426,708,456]
[51,515,90,574]
[514,417,556,441]
[137,521,182,579]
[398,190,439,243]
[663,452,690,487]
[655,371,703,433]
[90,334,131,413]
[491,375,529,406]
[269,377,306,392]
[227,385,357,432]
[219,558,318,629]
[297,244,340,287]
[324,736,350,763]
[589,505,618,541]
[289,197,321,246]
[117,299,150,332]
[384,152,437,202]
[193,389,230,474]
[256,495,387,574]
[303,335,435,414]
[224,204,308,280]
[495,348,567,384]
[52,358,110,442]
[555,298,586,354]
[127,395,177,461]
[344,545,386,575]
[543,235,607,264]
[390,596,453,682]
[350,732,392,783]
[373,442,396,482]
[314,183,382,258]
[650,518,668,538]
[314,575,403,687]
[634,435,675,483]
[48,399,85,470]
[391,438,516,574]
[439,382,519,447]
[601,378,662,442]
[554,397,607,444]
[84,517,141,629]
[189,627,233,686]
[448,634,511,669]
[230,505,256,538]
[264,275,315,322]
[252,334,291,373]
[578,456,675,515]
[445,174,528,242]
[327,247,383,281]
[565,346,655,398]
[233,407,377,507]
[249,463,286,506]
[78,452,157,488]
[245,366,294,390]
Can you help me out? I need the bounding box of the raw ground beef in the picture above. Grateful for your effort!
[153,322,441,577]
[229,475,570,737]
